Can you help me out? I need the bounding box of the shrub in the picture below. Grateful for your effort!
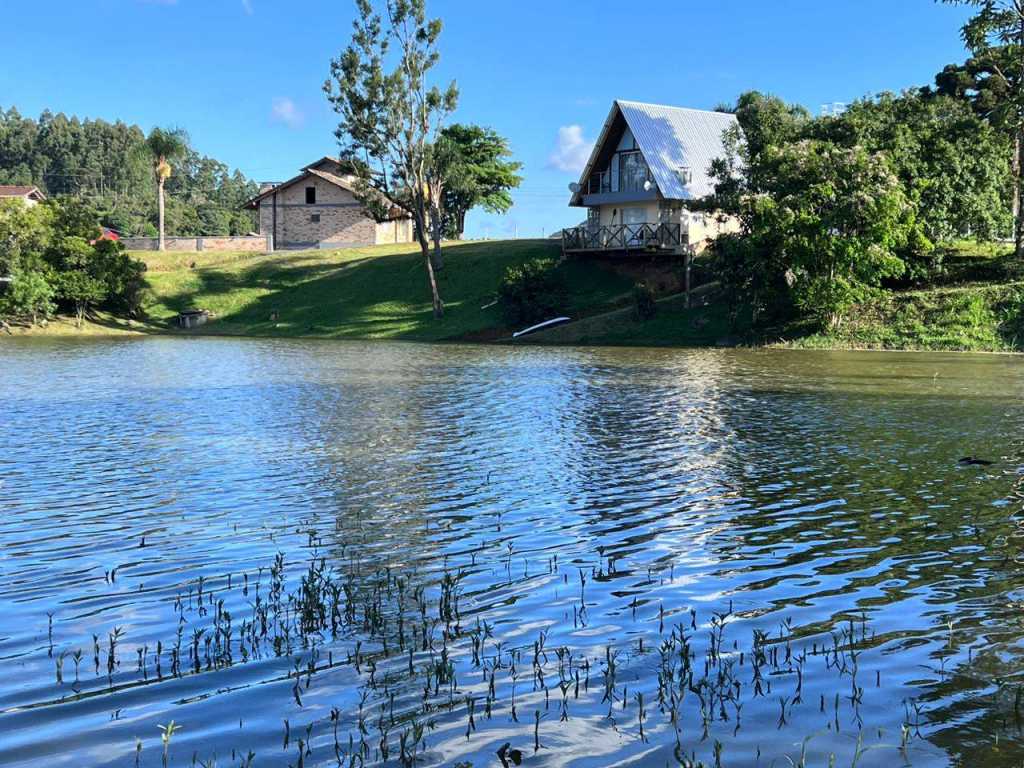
[0,198,148,326]
[93,238,148,316]
[632,281,657,321]
[1,271,55,324]
[498,257,567,327]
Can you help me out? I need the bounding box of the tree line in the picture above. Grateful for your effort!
[0,107,258,238]
[694,0,1024,331]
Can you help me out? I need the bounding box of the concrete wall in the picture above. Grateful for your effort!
[684,211,741,252]
[374,218,414,245]
[122,236,271,252]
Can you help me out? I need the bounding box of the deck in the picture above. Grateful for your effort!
[561,223,683,255]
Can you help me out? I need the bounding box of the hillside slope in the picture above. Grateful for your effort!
[139,239,634,341]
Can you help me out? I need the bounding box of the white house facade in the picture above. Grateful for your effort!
[562,100,740,256]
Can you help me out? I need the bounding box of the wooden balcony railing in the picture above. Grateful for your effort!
[561,222,683,253]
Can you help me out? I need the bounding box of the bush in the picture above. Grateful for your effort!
[632,281,657,320]
[1,271,55,324]
[0,197,148,326]
[498,257,567,327]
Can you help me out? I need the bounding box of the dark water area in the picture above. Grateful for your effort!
[1,337,1023,767]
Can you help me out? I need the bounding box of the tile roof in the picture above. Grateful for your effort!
[0,185,45,199]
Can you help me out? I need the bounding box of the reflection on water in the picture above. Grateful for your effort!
[1,338,1023,767]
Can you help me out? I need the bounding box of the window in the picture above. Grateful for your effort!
[622,207,647,225]
[619,152,651,193]
[310,214,321,223]
[305,186,316,204]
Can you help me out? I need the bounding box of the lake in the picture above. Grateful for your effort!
[1,337,1023,767]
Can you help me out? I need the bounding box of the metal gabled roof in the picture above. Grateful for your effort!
[570,100,738,205]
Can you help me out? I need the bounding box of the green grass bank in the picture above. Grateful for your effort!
[138,239,635,341]
[7,238,1024,353]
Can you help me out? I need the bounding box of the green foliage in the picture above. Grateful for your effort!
[0,197,53,277]
[811,91,1012,244]
[144,127,189,168]
[933,1,1024,250]
[325,0,460,316]
[92,239,148,316]
[498,257,567,327]
[0,106,257,236]
[0,197,146,325]
[769,141,920,327]
[631,281,657,321]
[436,124,523,239]
[695,87,1020,329]
[54,269,106,326]
[1,270,55,323]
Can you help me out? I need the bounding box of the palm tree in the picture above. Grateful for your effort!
[144,128,189,251]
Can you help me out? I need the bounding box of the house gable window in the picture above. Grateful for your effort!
[305,186,316,205]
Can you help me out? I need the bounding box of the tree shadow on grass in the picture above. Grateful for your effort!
[151,240,564,342]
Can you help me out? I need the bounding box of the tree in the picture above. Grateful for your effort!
[435,124,522,239]
[812,91,1012,250]
[0,198,52,279]
[325,0,459,317]
[48,235,105,327]
[0,199,55,324]
[2,271,55,325]
[143,127,189,251]
[696,92,930,329]
[938,0,1024,254]
[768,141,919,328]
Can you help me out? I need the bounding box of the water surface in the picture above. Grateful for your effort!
[1,338,1023,767]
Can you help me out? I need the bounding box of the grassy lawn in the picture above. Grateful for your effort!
[138,239,635,342]
[522,285,737,348]
[11,238,1024,353]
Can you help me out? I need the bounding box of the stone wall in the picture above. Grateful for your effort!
[257,176,414,249]
[122,236,271,252]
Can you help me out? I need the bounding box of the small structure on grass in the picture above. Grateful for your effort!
[177,310,210,329]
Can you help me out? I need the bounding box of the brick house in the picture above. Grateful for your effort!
[246,157,414,250]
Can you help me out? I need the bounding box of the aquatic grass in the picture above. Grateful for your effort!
[35,541,950,767]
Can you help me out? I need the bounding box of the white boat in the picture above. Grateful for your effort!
[512,316,571,339]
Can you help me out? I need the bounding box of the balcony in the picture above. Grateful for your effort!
[578,153,658,206]
[561,223,683,254]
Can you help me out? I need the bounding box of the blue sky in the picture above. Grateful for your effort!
[3,1,973,238]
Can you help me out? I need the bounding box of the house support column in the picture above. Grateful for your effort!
[684,249,692,308]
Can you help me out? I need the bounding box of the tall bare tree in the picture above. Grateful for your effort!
[325,0,458,317]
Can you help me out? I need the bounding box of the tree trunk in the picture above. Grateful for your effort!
[158,176,166,252]
[430,203,444,271]
[1015,128,1024,258]
[415,210,443,318]
[424,249,443,318]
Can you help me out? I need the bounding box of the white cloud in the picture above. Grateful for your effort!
[547,125,594,173]
[241,0,253,14]
[271,97,304,129]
